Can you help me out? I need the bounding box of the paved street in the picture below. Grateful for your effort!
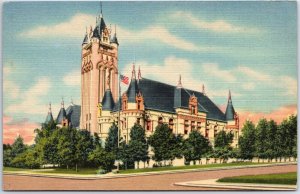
[3,164,296,191]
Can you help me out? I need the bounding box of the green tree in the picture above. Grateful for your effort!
[75,129,95,169]
[213,130,234,163]
[128,124,149,168]
[88,145,115,173]
[105,123,119,154]
[266,120,278,161]
[238,120,256,161]
[57,127,77,169]
[3,148,12,167]
[183,130,210,165]
[255,118,268,162]
[148,123,180,165]
[117,142,134,170]
[10,136,27,158]
[214,130,233,148]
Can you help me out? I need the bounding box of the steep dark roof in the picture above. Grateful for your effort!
[102,89,115,111]
[56,107,67,124]
[45,112,54,124]
[225,99,235,121]
[82,33,89,45]
[127,78,138,103]
[66,105,81,128]
[112,97,122,112]
[110,33,119,45]
[138,78,226,121]
[92,16,106,38]
[184,89,226,121]
[138,78,175,113]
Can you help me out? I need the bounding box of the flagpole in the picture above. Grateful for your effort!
[118,73,121,148]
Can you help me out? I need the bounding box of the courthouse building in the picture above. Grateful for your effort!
[79,11,240,147]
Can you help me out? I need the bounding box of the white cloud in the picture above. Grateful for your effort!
[202,63,236,82]
[20,13,213,52]
[237,66,272,81]
[278,76,297,96]
[121,56,237,99]
[63,69,81,86]
[3,80,20,99]
[118,26,206,52]
[242,82,255,90]
[5,77,52,115]
[20,13,94,38]
[172,11,260,34]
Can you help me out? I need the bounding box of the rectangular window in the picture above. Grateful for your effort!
[184,120,189,134]
[191,121,195,131]
[197,122,201,130]
[205,129,209,138]
[89,113,91,120]
[158,117,163,124]
[137,118,141,125]
[169,119,174,131]
[146,120,151,131]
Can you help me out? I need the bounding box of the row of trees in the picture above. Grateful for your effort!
[239,115,297,162]
[4,115,297,172]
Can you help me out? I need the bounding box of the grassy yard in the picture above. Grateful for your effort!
[118,162,261,174]
[3,162,275,175]
[217,172,297,185]
[3,167,98,175]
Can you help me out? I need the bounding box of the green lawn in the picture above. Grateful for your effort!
[3,167,98,175]
[3,162,274,175]
[118,162,260,174]
[217,172,297,185]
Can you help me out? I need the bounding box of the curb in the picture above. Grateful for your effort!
[3,162,297,180]
[174,179,297,191]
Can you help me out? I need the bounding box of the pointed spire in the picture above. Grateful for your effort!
[177,74,182,88]
[48,102,52,113]
[131,64,136,80]
[228,89,232,102]
[61,97,64,108]
[115,24,117,35]
[100,1,103,17]
[202,84,206,96]
[138,66,142,80]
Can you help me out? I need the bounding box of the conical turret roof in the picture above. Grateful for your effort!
[225,90,235,121]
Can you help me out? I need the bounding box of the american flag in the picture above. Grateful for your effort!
[120,74,129,85]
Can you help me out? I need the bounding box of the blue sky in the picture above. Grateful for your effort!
[3,1,297,125]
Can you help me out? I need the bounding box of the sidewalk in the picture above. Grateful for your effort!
[3,162,297,180]
[174,179,297,191]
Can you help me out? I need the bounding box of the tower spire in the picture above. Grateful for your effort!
[61,97,64,108]
[202,84,205,96]
[228,89,232,102]
[131,64,136,80]
[48,102,52,113]
[138,66,142,80]
[177,75,182,88]
[100,1,103,17]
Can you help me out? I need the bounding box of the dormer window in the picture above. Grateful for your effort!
[189,94,198,115]
[136,91,144,111]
